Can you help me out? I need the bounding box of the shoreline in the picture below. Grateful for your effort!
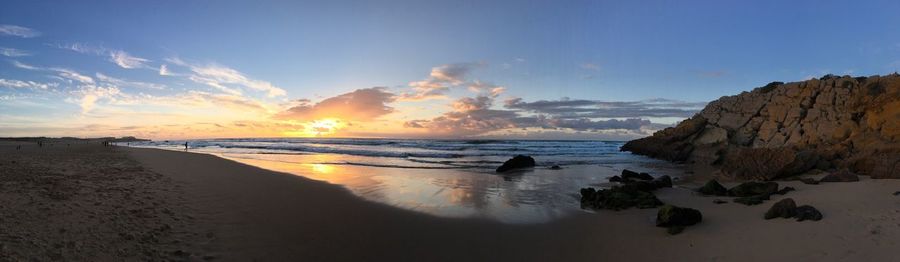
[2,142,898,260]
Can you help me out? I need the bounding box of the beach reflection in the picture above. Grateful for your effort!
[211,152,684,224]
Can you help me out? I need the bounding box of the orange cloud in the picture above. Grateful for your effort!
[276,87,396,122]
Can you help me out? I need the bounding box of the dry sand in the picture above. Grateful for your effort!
[2,142,899,261]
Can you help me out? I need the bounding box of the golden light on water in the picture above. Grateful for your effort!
[284,118,347,137]
[310,163,336,174]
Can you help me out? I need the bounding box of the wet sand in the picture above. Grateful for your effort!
[3,142,899,261]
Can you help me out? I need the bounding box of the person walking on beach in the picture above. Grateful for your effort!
[184,142,189,151]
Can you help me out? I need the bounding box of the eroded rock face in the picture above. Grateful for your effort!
[623,74,900,179]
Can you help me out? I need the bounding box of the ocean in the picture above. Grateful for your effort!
[132,138,684,223]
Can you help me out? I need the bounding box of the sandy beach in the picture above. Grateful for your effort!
[1,141,897,261]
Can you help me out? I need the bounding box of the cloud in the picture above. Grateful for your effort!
[53,42,107,55]
[10,60,39,70]
[0,79,57,90]
[74,85,122,113]
[180,62,286,97]
[53,43,151,70]
[504,97,705,118]
[0,47,31,57]
[159,64,171,76]
[96,73,166,90]
[0,25,40,38]
[401,63,482,101]
[276,87,396,121]
[109,50,150,69]
[53,68,94,84]
[406,95,682,137]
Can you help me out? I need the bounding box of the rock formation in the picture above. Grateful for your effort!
[623,74,900,179]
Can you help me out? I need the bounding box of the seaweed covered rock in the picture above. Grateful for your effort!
[728,181,779,197]
[764,198,797,219]
[496,155,536,173]
[656,205,703,235]
[696,180,728,196]
[580,186,663,210]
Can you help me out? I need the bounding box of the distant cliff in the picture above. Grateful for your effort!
[622,74,900,179]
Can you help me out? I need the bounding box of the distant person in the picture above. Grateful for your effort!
[16,145,21,150]
[184,142,189,151]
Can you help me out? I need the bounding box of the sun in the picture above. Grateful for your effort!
[285,118,347,137]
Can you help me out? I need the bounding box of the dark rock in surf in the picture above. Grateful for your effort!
[496,155,536,173]
[549,165,562,170]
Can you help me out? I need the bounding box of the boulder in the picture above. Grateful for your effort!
[549,165,562,170]
[765,198,797,219]
[621,169,653,181]
[819,170,860,182]
[579,186,663,211]
[496,155,536,173]
[794,205,823,221]
[608,176,623,183]
[696,180,728,196]
[656,205,703,234]
[728,181,779,197]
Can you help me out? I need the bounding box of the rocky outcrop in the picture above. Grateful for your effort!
[623,74,900,179]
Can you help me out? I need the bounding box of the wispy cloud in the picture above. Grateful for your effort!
[174,61,286,97]
[53,68,94,84]
[58,43,104,55]
[0,79,57,90]
[0,24,41,38]
[109,50,150,69]
[10,60,39,70]
[96,73,166,90]
[0,47,31,57]
[53,43,151,69]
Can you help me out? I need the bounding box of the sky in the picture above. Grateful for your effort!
[1,0,899,140]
